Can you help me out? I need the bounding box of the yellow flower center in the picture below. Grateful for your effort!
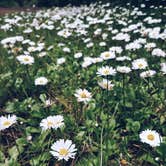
[47,121,53,127]
[104,53,110,57]
[138,63,143,68]
[103,69,110,75]
[59,148,69,156]
[3,121,11,127]
[147,134,155,141]
[81,92,87,98]
[24,57,30,62]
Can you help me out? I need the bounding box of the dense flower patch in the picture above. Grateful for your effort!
[0,1,166,166]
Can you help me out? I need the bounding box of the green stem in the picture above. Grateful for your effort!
[122,74,125,109]
[100,125,104,166]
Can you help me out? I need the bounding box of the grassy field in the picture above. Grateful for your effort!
[0,1,166,166]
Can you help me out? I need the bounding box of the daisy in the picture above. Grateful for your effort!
[100,51,116,60]
[152,48,166,57]
[35,77,48,86]
[139,129,162,147]
[74,89,92,103]
[116,56,131,61]
[98,79,114,90]
[132,58,148,70]
[140,70,156,78]
[57,57,66,65]
[0,115,17,131]
[16,55,34,65]
[40,115,64,131]
[74,52,83,58]
[50,139,77,161]
[97,66,116,76]
[117,66,131,73]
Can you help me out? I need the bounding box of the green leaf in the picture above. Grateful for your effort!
[8,146,19,160]
[0,151,5,162]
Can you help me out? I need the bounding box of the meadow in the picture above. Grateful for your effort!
[0,1,166,166]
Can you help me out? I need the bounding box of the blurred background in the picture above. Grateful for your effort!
[0,0,165,7]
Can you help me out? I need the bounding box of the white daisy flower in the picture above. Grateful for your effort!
[139,129,162,147]
[98,79,114,90]
[0,115,17,131]
[50,139,77,161]
[35,77,48,86]
[132,58,148,70]
[100,51,116,60]
[63,47,71,53]
[140,70,156,78]
[97,66,116,76]
[116,56,131,61]
[74,89,92,103]
[16,55,34,65]
[152,48,166,57]
[74,52,83,58]
[57,57,66,65]
[40,115,64,131]
[117,66,131,73]
[99,42,106,46]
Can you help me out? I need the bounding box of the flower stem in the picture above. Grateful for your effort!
[100,125,104,166]
[122,74,125,110]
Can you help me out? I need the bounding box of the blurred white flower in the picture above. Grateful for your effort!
[74,52,83,58]
[116,56,131,61]
[16,55,34,65]
[57,57,66,65]
[35,77,48,86]
[74,89,92,103]
[99,42,106,46]
[40,115,64,131]
[100,51,116,60]
[117,66,131,73]
[63,47,71,53]
[132,58,148,70]
[140,70,156,78]
[38,52,47,57]
[152,48,166,57]
[98,79,114,90]
[0,115,17,131]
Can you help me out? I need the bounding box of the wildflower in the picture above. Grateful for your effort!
[100,51,116,60]
[35,77,48,86]
[97,66,116,76]
[50,139,77,161]
[152,48,166,57]
[117,66,131,73]
[98,79,114,90]
[140,70,156,78]
[74,52,83,58]
[0,115,17,131]
[139,129,162,147]
[16,55,34,65]
[74,89,92,103]
[40,115,64,131]
[57,57,66,65]
[132,58,148,70]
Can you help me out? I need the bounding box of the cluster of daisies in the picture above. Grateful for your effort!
[0,114,163,155]
[0,0,165,163]
[0,114,77,161]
